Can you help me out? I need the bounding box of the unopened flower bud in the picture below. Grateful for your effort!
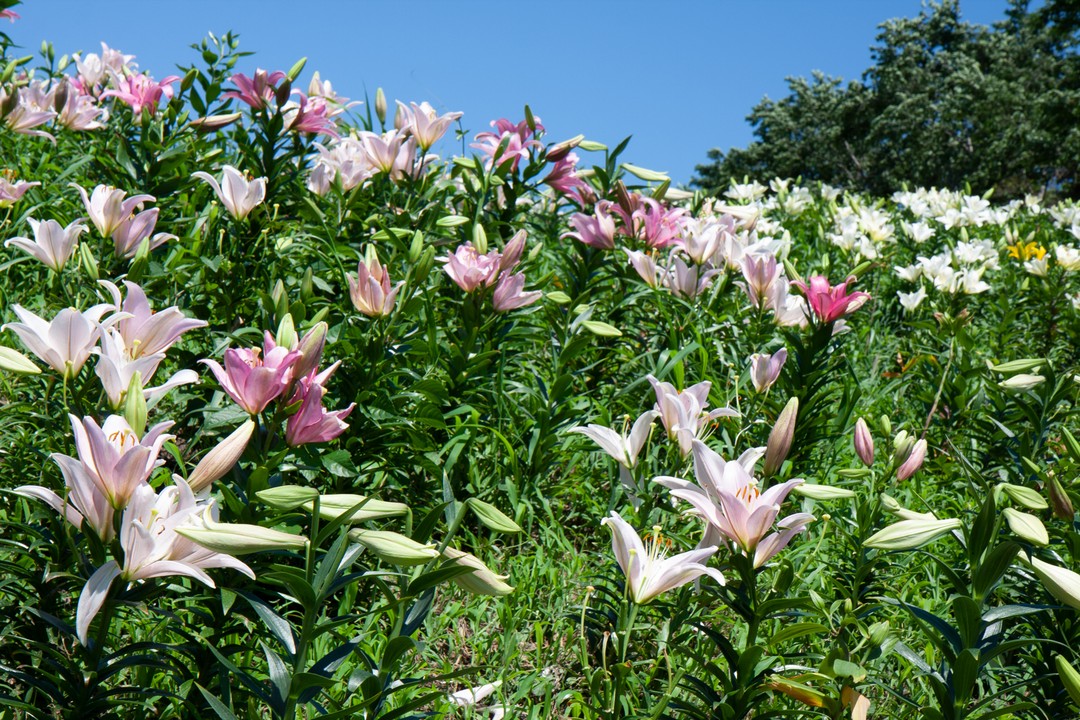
[895,438,928,481]
[291,321,327,380]
[305,493,410,523]
[1048,474,1075,520]
[275,313,298,350]
[257,485,319,511]
[187,419,256,492]
[349,529,439,565]
[1002,507,1049,545]
[763,397,799,476]
[1055,655,1080,706]
[189,112,243,132]
[0,346,40,374]
[1028,556,1080,610]
[442,546,514,596]
[864,517,961,550]
[375,87,387,125]
[854,417,874,467]
[176,513,308,555]
[1000,374,1046,392]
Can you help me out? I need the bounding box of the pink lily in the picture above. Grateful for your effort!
[73,183,155,238]
[439,242,503,293]
[110,207,176,258]
[0,9,19,21]
[663,256,718,300]
[0,176,38,206]
[349,250,403,318]
[285,376,354,446]
[602,512,724,604]
[55,81,107,131]
[542,153,586,195]
[95,328,198,408]
[741,254,781,309]
[570,410,658,470]
[75,479,254,644]
[201,332,303,415]
[283,92,340,138]
[749,348,787,393]
[102,73,180,114]
[396,100,462,151]
[1,87,56,140]
[5,217,87,272]
[791,275,870,324]
[656,440,814,567]
[624,249,662,287]
[15,455,116,543]
[471,116,543,171]
[492,272,541,312]
[69,413,174,509]
[565,206,616,250]
[223,69,286,110]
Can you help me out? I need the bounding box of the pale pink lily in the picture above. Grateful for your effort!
[15,455,116,542]
[282,93,340,138]
[69,413,174,509]
[542,153,586,195]
[749,348,787,393]
[95,328,198,408]
[101,72,179,114]
[75,479,254,644]
[499,230,527,272]
[439,242,503,292]
[492,272,541,312]
[5,217,87,272]
[0,176,38,207]
[348,250,403,318]
[624,249,662,287]
[223,69,286,110]
[99,280,207,358]
[569,410,658,469]
[602,512,724,604]
[0,9,19,21]
[201,332,303,415]
[791,275,870,324]
[3,304,114,378]
[0,87,56,140]
[74,43,136,90]
[192,165,267,221]
[285,377,354,446]
[656,440,814,567]
[741,254,781,309]
[111,207,175,258]
[396,100,462,151]
[647,375,738,456]
[566,207,616,250]
[73,183,155,238]
[55,82,107,131]
[663,256,718,300]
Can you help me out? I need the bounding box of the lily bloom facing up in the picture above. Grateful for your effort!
[73,183,155,238]
[5,217,87,272]
[99,280,207,359]
[602,511,724,605]
[349,249,403,318]
[192,165,267,221]
[791,275,870,325]
[3,304,114,378]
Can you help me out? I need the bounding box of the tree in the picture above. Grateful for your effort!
[694,0,1080,199]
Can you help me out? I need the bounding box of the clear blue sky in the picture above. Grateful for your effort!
[12,1,1016,185]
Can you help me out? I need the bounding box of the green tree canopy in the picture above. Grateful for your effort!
[694,0,1080,199]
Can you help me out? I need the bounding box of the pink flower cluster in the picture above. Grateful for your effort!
[438,230,541,312]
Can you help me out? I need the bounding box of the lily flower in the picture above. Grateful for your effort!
[3,304,113,378]
[15,454,116,542]
[791,275,870,324]
[396,100,462,151]
[602,512,724,604]
[192,165,267,221]
[565,207,616,250]
[440,242,503,292]
[647,375,738,456]
[741,254,781,309]
[73,183,156,238]
[492,272,541,312]
[0,176,38,207]
[749,348,787,393]
[95,328,198,408]
[283,93,340,138]
[76,479,254,644]
[201,332,303,415]
[101,72,179,114]
[222,69,286,110]
[69,413,175,509]
[656,440,813,568]
[110,207,176,258]
[99,280,207,358]
[5,217,87,272]
[349,249,403,318]
[285,377,354,446]
[570,410,658,469]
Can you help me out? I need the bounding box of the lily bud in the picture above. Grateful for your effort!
[999,483,1048,511]
[1000,374,1046,392]
[176,514,308,555]
[0,346,40,374]
[892,430,914,460]
[375,87,387,125]
[864,517,961,550]
[1002,507,1049,545]
[188,112,243,132]
[123,371,147,436]
[880,414,892,437]
[292,321,327,380]
[304,493,409,523]
[1048,474,1075,520]
[349,529,439,565]
[1028,556,1080,610]
[991,358,1046,374]
[895,439,928,481]
[275,313,298,350]
[1055,655,1080,706]
[442,546,514,596]
[187,419,256,492]
[257,485,319,511]
[763,397,799,476]
[854,417,874,467]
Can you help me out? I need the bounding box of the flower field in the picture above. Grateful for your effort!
[4,20,1080,720]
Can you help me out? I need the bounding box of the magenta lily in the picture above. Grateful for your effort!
[223,69,286,110]
[566,207,616,250]
[791,275,870,324]
[285,376,355,446]
[201,332,303,415]
[102,73,180,114]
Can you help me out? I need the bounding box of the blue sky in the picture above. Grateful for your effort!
[12,1,1016,185]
